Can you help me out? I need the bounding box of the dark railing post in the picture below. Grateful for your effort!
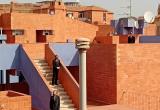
[6,72,10,84]
[0,70,3,84]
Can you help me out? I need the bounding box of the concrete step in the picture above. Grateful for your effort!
[60,108,77,110]
[60,103,74,108]
[60,95,70,100]
[35,62,48,66]
[58,91,67,96]
[48,81,52,85]
[49,84,63,88]
[50,86,64,91]
[41,69,52,73]
[34,59,76,109]
[33,59,46,63]
[48,80,60,85]
[37,65,51,70]
[45,76,52,81]
[60,99,72,104]
[45,73,53,77]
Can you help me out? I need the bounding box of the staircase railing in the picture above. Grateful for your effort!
[45,43,79,109]
[20,46,51,110]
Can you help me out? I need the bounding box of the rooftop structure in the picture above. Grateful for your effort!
[0,0,113,25]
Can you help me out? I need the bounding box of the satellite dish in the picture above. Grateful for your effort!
[144,11,155,23]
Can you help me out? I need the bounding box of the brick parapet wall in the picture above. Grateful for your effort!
[0,91,31,110]
[117,44,160,110]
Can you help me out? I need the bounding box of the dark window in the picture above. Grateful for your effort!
[12,30,24,36]
[128,36,135,43]
[66,12,73,18]
[43,30,54,36]
[103,13,106,21]
[58,2,61,5]
[79,12,84,18]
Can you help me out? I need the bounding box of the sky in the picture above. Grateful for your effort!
[0,0,159,19]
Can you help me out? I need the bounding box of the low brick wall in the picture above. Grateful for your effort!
[119,91,160,110]
[0,82,29,95]
[0,90,31,110]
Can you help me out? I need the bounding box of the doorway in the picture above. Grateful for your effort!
[36,30,46,43]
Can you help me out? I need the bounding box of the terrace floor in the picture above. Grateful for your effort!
[88,104,136,110]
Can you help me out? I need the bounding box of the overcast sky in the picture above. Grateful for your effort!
[0,0,159,19]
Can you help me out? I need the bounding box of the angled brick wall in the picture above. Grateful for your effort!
[87,44,117,104]
[22,43,45,59]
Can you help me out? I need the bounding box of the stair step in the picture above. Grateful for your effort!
[48,80,61,85]
[34,59,76,109]
[50,84,63,88]
[50,86,64,91]
[37,66,51,70]
[41,69,52,73]
[58,91,67,95]
[60,99,72,104]
[60,103,74,108]
[60,95,70,100]
[35,62,48,66]
[60,108,77,110]
[33,59,46,63]
[45,73,53,77]
[45,76,52,81]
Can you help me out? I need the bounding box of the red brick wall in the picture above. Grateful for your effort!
[87,44,117,104]
[94,36,112,44]
[91,11,113,25]
[67,66,79,83]
[1,13,11,29]
[0,82,29,95]
[119,35,128,44]
[0,14,15,43]
[96,25,113,36]
[0,91,31,110]
[117,44,160,110]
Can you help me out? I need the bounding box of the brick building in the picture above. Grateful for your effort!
[0,0,114,44]
[0,1,160,110]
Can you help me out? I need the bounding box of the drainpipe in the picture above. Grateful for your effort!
[75,38,90,110]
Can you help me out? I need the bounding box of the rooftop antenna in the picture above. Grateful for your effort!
[118,12,130,18]
[129,0,132,17]
[10,0,16,13]
[144,11,155,23]
[121,0,133,17]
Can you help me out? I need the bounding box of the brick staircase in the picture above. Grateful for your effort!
[33,59,77,110]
